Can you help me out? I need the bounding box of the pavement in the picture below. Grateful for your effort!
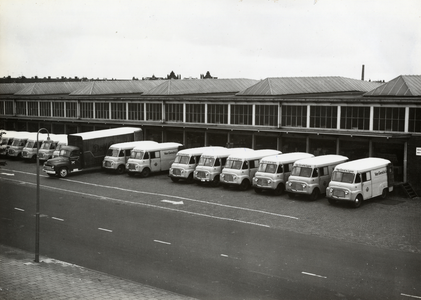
[0,244,196,300]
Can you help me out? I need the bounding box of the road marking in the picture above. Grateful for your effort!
[1,172,14,176]
[301,271,327,279]
[401,293,421,299]
[51,217,64,222]
[161,200,184,205]
[154,239,171,245]
[14,207,24,211]
[98,227,113,233]
[220,254,229,257]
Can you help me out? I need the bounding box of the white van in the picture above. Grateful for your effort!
[8,131,30,158]
[220,149,282,190]
[22,132,51,161]
[327,157,394,208]
[127,142,183,177]
[194,147,252,186]
[0,130,17,156]
[286,155,349,200]
[38,134,68,162]
[253,152,315,195]
[52,138,68,158]
[103,141,158,174]
[169,146,225,183]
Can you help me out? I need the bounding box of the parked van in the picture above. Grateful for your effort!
[286,154,349,200]
[194,147,252,186]
[327,157,394,208]
[103,141,158,174]
[169,146,225,183]
[38,134,68,162]
[220,149,282,190]
[253,152,315,195]
[8,131,31,158]
[22,132,50,161]
[0,130,17,156]
[52,138,68,158]
[127,142,183,177]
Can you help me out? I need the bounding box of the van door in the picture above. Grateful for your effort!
[318,166,330,193]
[150,151,161,172]
[70,150,82,170]
[361,172,372,199]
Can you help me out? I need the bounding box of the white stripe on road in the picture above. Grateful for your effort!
[220,254,229,257]
[51,217,64,222]
[1,172,15,176]
[98,227,113,233]
[301,271,327,279]
[154,240,171,245]
[14,207,24,211]
[401,293,421,299]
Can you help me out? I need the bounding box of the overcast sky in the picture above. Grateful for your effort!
[1,0,420,81]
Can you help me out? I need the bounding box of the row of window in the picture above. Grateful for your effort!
[1,100,420,133]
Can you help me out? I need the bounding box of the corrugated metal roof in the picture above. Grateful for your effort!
[236,77,382,96]
[364,75,421,96]
[69,80,163,95]
[143,78,259,95]
[0,83,29,95]
[14,82,90,95]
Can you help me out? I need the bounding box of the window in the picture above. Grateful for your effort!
[28,101,38,116]
[166,103,183,122]
[146,103,162,121]
[282,105,307,127]
[409,108,421,133]
[231,104,252,125]
[310,106,337,128]
[95,102,109,119]
[66,102,77,118]
[373,107,405,132]
[362,172,371,182]
[16,102,26,115]
[111,102,126,120]
[128,103,144,120]
[0,101,3,115]
[340,106,370,130]
[255,105,278,126]
[53,102,65,117]
[4,101,13,115]
[186,104,205,123]
[208,104,228,124]
[40,102,51,117]
[319,166,328,176]
[80,102,93,119]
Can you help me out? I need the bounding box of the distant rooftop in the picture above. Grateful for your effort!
[364,75,421,96]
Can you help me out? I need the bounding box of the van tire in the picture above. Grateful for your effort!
[58,167,68,178]
[116,165,125,174]
[239,179,250,191]
[274,183,285,195]
[380,188,388,199]
[353,195,363,208]
[141,168,151,178]
[309,188,320,201]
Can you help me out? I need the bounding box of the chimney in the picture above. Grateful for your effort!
[361,64,365,81]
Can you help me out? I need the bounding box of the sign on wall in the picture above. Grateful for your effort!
[416,147,421,156]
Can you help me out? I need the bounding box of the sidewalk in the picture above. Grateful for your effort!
[0,244,196,300]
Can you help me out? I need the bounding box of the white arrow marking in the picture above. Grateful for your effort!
[161,200,184,205]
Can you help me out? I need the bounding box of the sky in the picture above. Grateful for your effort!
[1,0,420,82]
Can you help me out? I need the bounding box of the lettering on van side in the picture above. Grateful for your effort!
[374,170,387,176]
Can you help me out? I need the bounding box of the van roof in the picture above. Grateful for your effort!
[260,152,314,164]
[70,127,141,140]
[177,146,225,155]
[294,154,349,167]
[133,142,182,151]
[228,149,281,160]
[109,140,157,149]
[334,157,391,172]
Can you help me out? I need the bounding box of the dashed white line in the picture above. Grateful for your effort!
[301,271,327,279]
[98,227,113,233]
[154,239,171,245]
[14,207,24,211]
[220,254,229,258]
[51,217,64,222]
[401,293,421,299]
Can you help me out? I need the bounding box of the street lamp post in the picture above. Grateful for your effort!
[35,128,50,263]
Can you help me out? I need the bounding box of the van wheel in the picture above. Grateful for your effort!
[239,179,250,191]
[380,188,388,199]
[58,167,68,178]
[141,168,151,178]
[116,165,125,174]
[171,177,179,183]
[353,195,363,208]
[309,188,320,201]
[274,183,285,195]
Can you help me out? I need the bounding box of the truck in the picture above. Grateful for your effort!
[286,154,349,200]
[253,152,314,195]
[43,127,142,178]
[38,134,68,162]
[102,140,158,174]
[22,132,50,162]
[126,142,183,177]
[326,157,394,208]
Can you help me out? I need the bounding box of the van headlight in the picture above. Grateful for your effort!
[344,190,349,195]
[221,174,225,178]
[302,183,307,189]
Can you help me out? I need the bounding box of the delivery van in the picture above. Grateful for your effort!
[327,157,394,208]
[286,154,349,200]
[169,146,225,183]
[103,140,158,174]
[127,142,183,177]
[22,132,51,161]
[220,149,282,190]
[38,134,68,162]
[194,147,252,186]
[253,152,314,195]
[8,131,30,158]
[0,130,17,156]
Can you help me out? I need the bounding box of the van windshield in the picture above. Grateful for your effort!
[130,150,143,159]
[25,141,35,148]
[291,166,312,177]
[198,156,215,167]
[107,148,121,157]
[332,171,355,183]
[258,163,278,173]
[41,142,52,149]
[1,138,8,145]
[225,158,243,170]
[174,155,190,164]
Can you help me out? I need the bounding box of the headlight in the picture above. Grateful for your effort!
[233,175,237,180]
[288,182,292,187]
[345,191,349,195]
[206,173,209,177]
[302,183,307,188]
[221,174,225,178]
[194,171,198,175]
[268,180,272,184]
[126,163,129,168]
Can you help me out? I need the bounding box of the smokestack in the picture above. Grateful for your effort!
[361,64,365,81]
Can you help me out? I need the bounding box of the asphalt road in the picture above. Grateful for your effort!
[1,160,420,299]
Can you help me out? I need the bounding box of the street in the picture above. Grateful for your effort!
[1,160,420,299]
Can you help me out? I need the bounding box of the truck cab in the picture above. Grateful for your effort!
[43,146,82,178]
[38,134,67,162]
